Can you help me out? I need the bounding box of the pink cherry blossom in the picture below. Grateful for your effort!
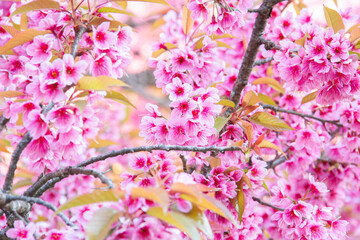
[92,22,117,50]
[6,220,36,240]
[26,35,53,64]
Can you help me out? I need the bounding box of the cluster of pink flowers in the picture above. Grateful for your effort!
[2,0,360,239]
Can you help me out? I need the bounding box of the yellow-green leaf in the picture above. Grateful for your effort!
[147,207,201,240]
[258,140,287,158]
[57,190,124,213]
[73,100,87,113]
[96,76,130,88]
[97,7,134,16]
[323,5,345,33]
[0,91,25,98]
[105,90,136,108]
[182,5,194,36]
[262,181,271,196]
[152,17,166,30]
[215,40,234,49]
[131,187,170,209]
[0,145,9,153]
[89,139,118,148]
[86,207,122,240]
[0,29,51,55]
[292,1,307,15]
[258,93,277,106]
[248,112,294,131]
[236,180,245,223]
[77,76,108,91]
[217,99,235,108]
[242,174,253,192]
[242,90,260,107]
[12,178,33,192]
[185,206,214,240]
[252,77,284,94]
[214,116,231,134]
[11,0,60,17]
[0,25,20,37]
[210,33,237,40]
[350,27,360,43]
[114,0,171,7]
[88,18,127,30]
[301,91,318,104]
[239,120,253,143]
[152,42,177,58]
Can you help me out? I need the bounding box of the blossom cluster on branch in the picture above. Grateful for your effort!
[0,0,360,240]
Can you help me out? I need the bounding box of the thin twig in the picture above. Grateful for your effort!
[259,37,281,50]
[252,196,284,211]
[253,57,274,66]
[4,195,74,227]
[260,104,343,127]
[24,167,114,197]
[266,156,287,169]
[179,155,188,173]
[76,145,242,168]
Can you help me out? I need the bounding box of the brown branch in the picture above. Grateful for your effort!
[229,0,284,108]
[76,145,242,168]
[266,156,287,169]
[24,167,114,197]
[0,116,9,134]
[260,104,343,127]
[252,196,284,211]
[2,133,32,193]
[3,195,74,227]
[253,57,274,66]
[71,25,87,57]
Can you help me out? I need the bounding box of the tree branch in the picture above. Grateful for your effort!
[260,104,343,127]
[252,196,284,211]
[253,57,274,66]
[76,145,242,168]
[71,25,87,57]
[0,116,9,134]
[3,195,74,227]
[2,133,32,193]
[229,0,285,108]
[266,156,287,169]
[24,167,114,197]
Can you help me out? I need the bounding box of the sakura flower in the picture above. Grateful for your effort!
[26,35,53,64]
[165,77,192,101]
[92,22,117,50]
[187,0,208,20]
[6,220,36,240]
[167,117,190,145]
[47,107,75,133]
[24,110,48,139]
[90,54,112,76]
[63,54,87,85]
[170,98,197,118]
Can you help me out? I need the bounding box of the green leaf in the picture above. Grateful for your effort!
[242,90,261,107]
[301,91,318,104]
[0,25,20,37]
[0,91,25,98]
[258,93,277,106]
[11,0,60,17]
[249,112,294,131]
[97,7,134,16]
[77,76,108,91]
[173,183,238,227]
[86,207,122,240]
[147,207,202,240]
[349,27,360,43]
[97,76,130,88]
[0,29,51,55]
[252,77,284,94]
[258,140,287,158]
[215,40,234,49]
[182,5,194,35]
[105,90,136,108]
[131,187,170,209]
[217,99,235,108]
[185,206,214,240]
[57,190,124,213]
[89,139,118,148]
[236,180,245,224]
[323,5,345,33]
[113,0,171,7]
[262,181,271,196]
[214,116,231,134]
